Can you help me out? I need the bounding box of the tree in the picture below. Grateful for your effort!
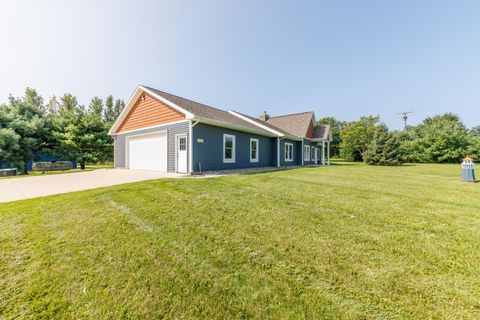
[53,106,112,170]
[401,113,469,163]
[89,97,104,119]
[113,99,125,120]
[1,92,51,173]
[24,87,44,110]
[45,95,60,116]
[317,117,346,157]
[364,125,404,166]
[104,95,115,123]
[339,116,380,161]
[59,93,78,114]
[467,126,480,161]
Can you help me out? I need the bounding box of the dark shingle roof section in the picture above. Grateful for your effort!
[265,112,314,137]
[313,124,331,140]
[232,111,296,137]
[143,86,272,134]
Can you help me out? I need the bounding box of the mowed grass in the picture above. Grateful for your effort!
[1,163,480,319]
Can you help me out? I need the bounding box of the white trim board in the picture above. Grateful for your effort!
[250,138,259,163]
[113,120,189,136]
[108,85,194,135]
[223,133,236,163]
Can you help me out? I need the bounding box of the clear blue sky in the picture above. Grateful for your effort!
[1,0,479,130]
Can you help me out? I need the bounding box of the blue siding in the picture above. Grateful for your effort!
[279,138,301,166]
[192,123,274,172]
[302,139,321,165]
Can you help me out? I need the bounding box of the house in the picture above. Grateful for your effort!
[109,85,332,173]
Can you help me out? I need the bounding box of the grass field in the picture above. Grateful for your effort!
[1,162,479,319]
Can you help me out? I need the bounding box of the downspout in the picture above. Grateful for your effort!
[189,120,200,174]
[301,138,304,166]
[277,137,280,167]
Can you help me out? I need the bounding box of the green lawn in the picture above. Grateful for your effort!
[1,162,479,319]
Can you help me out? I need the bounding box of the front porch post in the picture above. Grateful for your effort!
[327,141,330,165]
[322,140,325,165]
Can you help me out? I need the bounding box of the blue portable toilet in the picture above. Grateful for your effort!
[461,157,477,182]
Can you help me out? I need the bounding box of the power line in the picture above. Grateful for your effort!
[397,111,413,130]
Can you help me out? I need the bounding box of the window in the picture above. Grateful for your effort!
[285,143,293,161]
[250,138,259,162]
[179,137,187,151]
[304,145,310,161]
[223,134,235,163]
[311,146,315,161]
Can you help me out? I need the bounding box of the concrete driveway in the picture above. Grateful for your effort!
[0,169,184,203]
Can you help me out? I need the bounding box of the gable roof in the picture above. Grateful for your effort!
[313,124,332,140]
[110,85,274,136]
[265,112,315,138]
[110,85,332,141]
[228,111,300,140]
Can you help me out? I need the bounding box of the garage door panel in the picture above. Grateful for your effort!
[127,132,167,171]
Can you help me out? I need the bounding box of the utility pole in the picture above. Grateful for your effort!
[397,111,413,130]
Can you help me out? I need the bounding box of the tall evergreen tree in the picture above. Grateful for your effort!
[113,99,125,120]
[104,95,115,123]
[364,125,404,166]
[45,95,60,116]
[53,105,112,170]
[89,97,104,119]
[2,93,50,173]
[24,87,44,110]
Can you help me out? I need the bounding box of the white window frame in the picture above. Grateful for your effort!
[311,146,315,162]
[250,138,259,163]
[304,145,311,161]
[223,134,236,163]
[285,143,293,162]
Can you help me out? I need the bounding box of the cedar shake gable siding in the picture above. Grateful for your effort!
[116,93,185,133]
[305,120,314,138]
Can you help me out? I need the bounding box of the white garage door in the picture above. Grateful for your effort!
[127,132,168,171]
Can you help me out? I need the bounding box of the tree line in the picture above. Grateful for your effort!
[0,88,125,173]
[318,114,480,166]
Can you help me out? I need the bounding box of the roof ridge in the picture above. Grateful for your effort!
[231,110,292,135]
[268,111,314,119]
[142,85,232,115]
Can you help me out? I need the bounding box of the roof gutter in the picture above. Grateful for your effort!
[191,116,278,138]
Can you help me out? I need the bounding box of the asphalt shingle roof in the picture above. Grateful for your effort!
[143,86,272,134]
[313,124,331,140]
[232,111,296,137]
[265,112,315,137]
[142,86,331,140]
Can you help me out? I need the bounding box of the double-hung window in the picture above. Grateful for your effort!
[311,146,315,162]
[250,138,259,162]
[285,143,293,162]
[304,145,310,161]
[223,134,235,163]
